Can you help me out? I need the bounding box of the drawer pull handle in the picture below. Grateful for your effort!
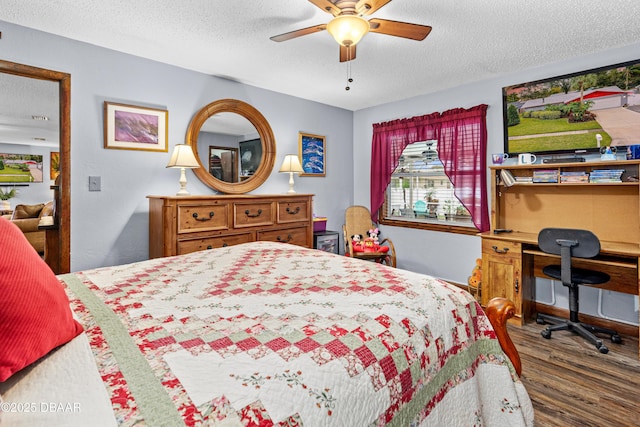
[286,207,300,215]
[193,212,214,221]
[514,279,519,293]
[277,233,293,243]
[245,209,263,218]
[206,245,213,250]
[491,245,509,254]
[222,243,228,247]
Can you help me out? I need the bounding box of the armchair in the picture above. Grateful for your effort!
[10,202,53,254]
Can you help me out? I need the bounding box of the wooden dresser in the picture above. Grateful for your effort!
[148,194,313,258]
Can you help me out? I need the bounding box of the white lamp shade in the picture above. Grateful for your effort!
[279,155,304,173]
[167,144,200,169]
[326,15,370,47]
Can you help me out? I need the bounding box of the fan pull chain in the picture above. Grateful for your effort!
[345,46,354,91]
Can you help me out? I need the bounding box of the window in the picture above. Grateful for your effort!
[371,104,489,233]
[381,140,477,234]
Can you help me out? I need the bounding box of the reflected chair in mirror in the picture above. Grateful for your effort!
[343,205,396,267]
[536,228,621,354]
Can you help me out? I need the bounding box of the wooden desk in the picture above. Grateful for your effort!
[482,160,640,358]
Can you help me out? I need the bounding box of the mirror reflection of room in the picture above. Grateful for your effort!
[0,71,60,262]
[197,112,260,183]
[208,146,238,182]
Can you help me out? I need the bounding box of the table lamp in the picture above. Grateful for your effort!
[167,144,200,195]
[279,154,304,193]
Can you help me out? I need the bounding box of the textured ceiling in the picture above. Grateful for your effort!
[1,0,640,112]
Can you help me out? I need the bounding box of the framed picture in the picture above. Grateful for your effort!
[209,146,238,182]
[50,152,60,180]
[298,132,325,177]
[239,138,262,179]
[0,152,44,183]
[104,102,168,152]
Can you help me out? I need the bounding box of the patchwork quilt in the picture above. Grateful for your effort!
[57,241,533,426]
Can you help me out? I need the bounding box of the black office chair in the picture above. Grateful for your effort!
[536,228,621,354]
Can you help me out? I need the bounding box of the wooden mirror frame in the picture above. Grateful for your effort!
[186,99,276,194]
[0,60,70,274]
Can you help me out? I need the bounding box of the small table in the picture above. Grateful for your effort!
[313,230,340,254]
[38,223,61,274]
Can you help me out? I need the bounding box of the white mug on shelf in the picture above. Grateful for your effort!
[518,153,537,165]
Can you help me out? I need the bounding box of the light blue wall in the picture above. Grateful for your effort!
[0,20,354,271]
[2,20,638,325]
[354,43,640,325]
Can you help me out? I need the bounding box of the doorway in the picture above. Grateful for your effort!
[0,60,70,273]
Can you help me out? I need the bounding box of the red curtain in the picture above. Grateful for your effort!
[370,104,489,231]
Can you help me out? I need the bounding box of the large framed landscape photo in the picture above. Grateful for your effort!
[104,102,168,152]
[502,58,640,157]
[0,153,44,183]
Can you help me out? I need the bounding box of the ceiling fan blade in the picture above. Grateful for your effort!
[339,44,357,62]
[308,0,342,16]
[356,0,392,16]
[368,18,432,41]
[270,24,327,42]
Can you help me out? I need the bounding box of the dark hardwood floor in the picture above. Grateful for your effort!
[508,322,640,427]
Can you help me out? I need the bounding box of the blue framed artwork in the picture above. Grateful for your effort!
[298,132,325,177]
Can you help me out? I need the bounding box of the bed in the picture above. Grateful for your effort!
[0,217,533,426]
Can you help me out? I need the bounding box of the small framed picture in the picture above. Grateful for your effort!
[50,151,60,180]
[104,102,168,152]
[298,132,325,177]
[239,138,262,179]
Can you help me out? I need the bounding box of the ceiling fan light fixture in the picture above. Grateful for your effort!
[326,15,370,47]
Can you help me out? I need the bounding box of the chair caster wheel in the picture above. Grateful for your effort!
[611,334,622,344]
[598,344,609,354]
[536,317,546,325]
[541,329,551,339]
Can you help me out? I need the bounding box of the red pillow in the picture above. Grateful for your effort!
[0,217,83,382]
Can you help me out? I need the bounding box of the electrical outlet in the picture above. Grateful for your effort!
[89,176,101,191]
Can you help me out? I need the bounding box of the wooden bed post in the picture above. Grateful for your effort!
[486,297,522,376]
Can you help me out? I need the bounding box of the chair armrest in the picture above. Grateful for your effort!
[11,218,40,233]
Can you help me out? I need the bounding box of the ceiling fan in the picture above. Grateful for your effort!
[270,0,432,62]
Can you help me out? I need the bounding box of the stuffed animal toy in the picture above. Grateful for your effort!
[362,229,389,253]
[351,234,365,252]
[367,228,380,244]
[467,258,482,300]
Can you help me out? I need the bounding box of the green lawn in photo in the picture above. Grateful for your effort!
[509,116,603,136]
[0,166,34,182]
[509,132,611,153]
[507,116,610,153]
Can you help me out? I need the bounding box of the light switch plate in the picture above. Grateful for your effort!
[89,176,101,191]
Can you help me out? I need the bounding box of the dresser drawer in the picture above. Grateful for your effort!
[258,226,309,247]
[178,204,229,233]
[482,238,522,259]
[178,232,253,254]
[277,200,310,224]
[233,202,274,228]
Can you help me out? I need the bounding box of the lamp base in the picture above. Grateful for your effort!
[176,167,190,196]
[287,171,296,193]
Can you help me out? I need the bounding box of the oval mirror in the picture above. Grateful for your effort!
[186,99,276,194]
